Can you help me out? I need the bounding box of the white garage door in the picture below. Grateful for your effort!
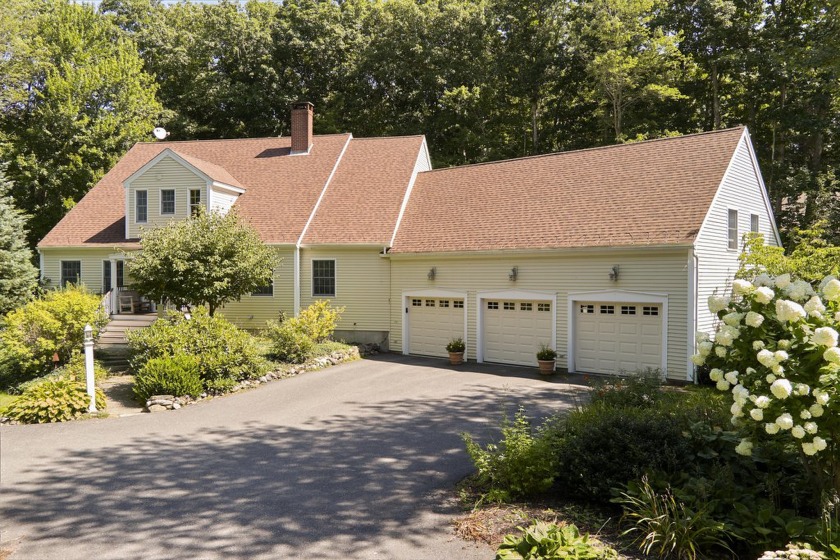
[575,302,662,375]
[407,297,465,358]
[484,299,553,366]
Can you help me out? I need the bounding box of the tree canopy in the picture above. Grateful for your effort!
[0,168,39,316]
[2,0,839,249]
[127,209,280,315]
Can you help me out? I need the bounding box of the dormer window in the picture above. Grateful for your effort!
[190,189,202,216]
[136,190,147,223]
[161,189,175,215]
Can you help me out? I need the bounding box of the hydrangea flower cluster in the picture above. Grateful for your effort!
[694,274,838,464]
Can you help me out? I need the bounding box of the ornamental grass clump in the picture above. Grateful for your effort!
[694,273,840,493]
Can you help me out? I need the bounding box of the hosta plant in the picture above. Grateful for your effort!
[694,273,840,492]
[496,521,617,560]
[5,377,106,423]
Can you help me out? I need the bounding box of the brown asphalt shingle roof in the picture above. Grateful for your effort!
[39,134,374,247]
[301,136,425,245]
[389,127,746,254]
[171,150,245,190]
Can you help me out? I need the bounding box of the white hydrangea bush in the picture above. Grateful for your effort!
[694,273,838,487]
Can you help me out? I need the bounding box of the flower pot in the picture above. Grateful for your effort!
[538,360,556,375]
[448,352,464,365]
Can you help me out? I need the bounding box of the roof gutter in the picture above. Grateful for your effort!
[387,243,695,259]
[294,134,352,315]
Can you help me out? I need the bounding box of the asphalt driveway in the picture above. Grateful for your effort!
[0,354,588,560]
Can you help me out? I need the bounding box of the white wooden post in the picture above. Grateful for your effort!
[84,324,97,413]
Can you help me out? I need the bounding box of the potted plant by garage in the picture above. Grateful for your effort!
[536,344,557,375]
[446,337,466,365]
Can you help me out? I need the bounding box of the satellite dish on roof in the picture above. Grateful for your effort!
[152,127,169,140]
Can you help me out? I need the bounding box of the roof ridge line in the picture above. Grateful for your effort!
[419,126,746,175]
[134,133,352,145]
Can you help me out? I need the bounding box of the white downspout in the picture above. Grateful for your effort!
[294,247,301,315]
[688,248,699,383]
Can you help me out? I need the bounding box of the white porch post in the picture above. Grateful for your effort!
[110,258,118,314]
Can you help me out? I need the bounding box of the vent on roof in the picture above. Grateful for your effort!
[291,102,313,155]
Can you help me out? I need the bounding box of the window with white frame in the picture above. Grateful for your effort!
[412,299,421,307]
[520,302,533,311]
[136,190,148,223]
[643,306,660,316]
[538,303,551,312]
[453,300,464,308]
[600,305,615,314]
[503,302,515,310]
[190,189,202,216]
[621,305,636,315]
[161,189,176,215]
[751,213,759,233]
[61,261,81,287]
[487,301,499,310]
[440,300,450,308]
[312,260,335,297]
[425,299,435,307]
[728,209,738,250]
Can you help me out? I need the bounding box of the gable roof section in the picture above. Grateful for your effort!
[300,136,426,245]
[39,134,354,247]
[390,127,746,254]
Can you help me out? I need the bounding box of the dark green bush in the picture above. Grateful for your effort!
[462,407,555,502]
[5,377,106,423]
[133,355,203,401]
[547,401,689,501]
[126,307,267,393]
[0,285,108,387]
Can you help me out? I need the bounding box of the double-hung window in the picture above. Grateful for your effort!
[190,189,202,216]
[61,261,81,287]
[252,281,274,296]
[136,190,148,223]
[312,260,336,297]
[161,189,176,215]
[727,209,738,250]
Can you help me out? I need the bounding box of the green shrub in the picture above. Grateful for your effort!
[615,476,733,560]
[5,377,106,423]
[126,307,267,393]
[295,299,344,342]
[547,401,689,502]
[265,301,345,362]
[462,407,555,502]
[133,355,203,401]
[496,522,617,560]
[447,337,466,352]
[588,369,665,408]
[12,353,109,394]
[265,320,315,363]
[0,285,108,387]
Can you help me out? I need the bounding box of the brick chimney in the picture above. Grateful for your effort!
[290,102,314,155]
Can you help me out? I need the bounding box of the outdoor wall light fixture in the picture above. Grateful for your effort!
[609,265,620,282]
[509,267,518,281]
[428,267,437,280]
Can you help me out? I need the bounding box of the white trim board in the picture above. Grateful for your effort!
[567,289,669,378]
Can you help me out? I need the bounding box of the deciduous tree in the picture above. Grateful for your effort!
[127,210,280,315]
